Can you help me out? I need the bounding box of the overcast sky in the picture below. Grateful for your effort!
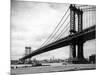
[11,0,96,60]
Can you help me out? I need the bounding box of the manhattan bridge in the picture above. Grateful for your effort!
[20,4,96,64]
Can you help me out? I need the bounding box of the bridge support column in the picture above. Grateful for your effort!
[77,9,83,32]
[70,4,76,34]
[76,40,88,64]
[69,44,76,63]
[69,5,77,63]
[77,41,84,59]
[70,44,76,58]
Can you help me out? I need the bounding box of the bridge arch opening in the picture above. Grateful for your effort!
[83,39,96,59]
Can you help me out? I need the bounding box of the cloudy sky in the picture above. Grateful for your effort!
[11,0,96,60]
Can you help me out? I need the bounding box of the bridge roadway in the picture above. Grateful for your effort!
[20,25,96,60]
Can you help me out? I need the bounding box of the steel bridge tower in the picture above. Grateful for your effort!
[69,4,87,63]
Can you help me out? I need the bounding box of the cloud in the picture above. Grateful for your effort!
[11,1,68,60]
[48,3,69,12]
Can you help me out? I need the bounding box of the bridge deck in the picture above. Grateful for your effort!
[20,25,96,60]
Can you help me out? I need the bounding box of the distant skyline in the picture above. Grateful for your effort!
[11,0,96,60]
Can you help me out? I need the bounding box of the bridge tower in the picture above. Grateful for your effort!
[69,5,87,63]
[25,47,32,63]
[69,5,77,61]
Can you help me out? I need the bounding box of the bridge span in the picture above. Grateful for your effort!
[20,4,96,64]
[20,25,95,61]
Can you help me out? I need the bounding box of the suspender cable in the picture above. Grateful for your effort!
[40,8,70,47]
[43,13,70,46]
[55,22,70,41]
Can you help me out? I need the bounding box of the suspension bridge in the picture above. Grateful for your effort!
[19,4,96,64]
